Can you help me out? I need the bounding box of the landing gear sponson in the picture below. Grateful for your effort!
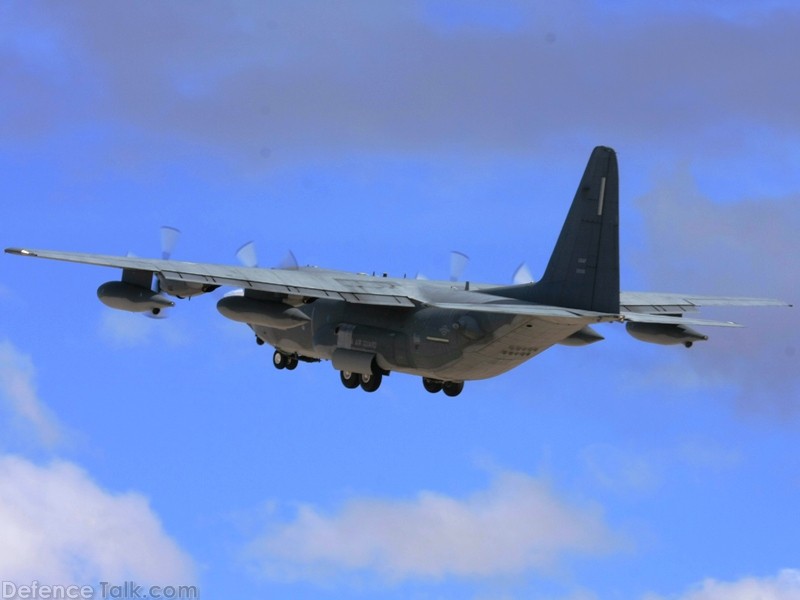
[270,346,464,396]
[270,345,388,392]
[272,350,464,397]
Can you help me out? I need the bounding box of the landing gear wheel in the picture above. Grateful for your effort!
[285,355,299,370]
[272,350,286,370]
[442,381,464,397]
[255,336,265,346]
[360,371,383,393]
[422,377,443,394]
[340,371,360,389]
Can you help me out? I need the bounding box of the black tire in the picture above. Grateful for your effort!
[442,381,464,397]
[422,377,443,393]
[285,355,299,370]
[360,371,382,393]
[272,350,286,370]
[340,370,360,389]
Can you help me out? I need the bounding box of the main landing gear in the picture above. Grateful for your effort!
[422,377,464,397]
[272,350,298,370]
[339,370,383,393]
[270,346,460,396]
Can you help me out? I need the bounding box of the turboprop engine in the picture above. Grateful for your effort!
[97,281,175,315]
[626,322,708,348]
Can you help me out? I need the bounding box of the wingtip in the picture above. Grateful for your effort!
[5,247,37,257]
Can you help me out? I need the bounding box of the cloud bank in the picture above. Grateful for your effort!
[5,3,800,166]
[635,168,800,415]
[646,568,800,600]
[0,455,195,586]
[248,470,622,583]
[0,339,62,447]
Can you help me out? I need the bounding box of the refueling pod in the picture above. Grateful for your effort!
[216,295,311,330]
[97,281,175,315]
[626,321,708,348]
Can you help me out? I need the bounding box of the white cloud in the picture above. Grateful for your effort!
[0,455,195,586]
[0,339,62,447]
[645,568,800,600]
[98,311,156,347]
[98,310,188,348]
[247,470,623,583]
[581,444,660,495]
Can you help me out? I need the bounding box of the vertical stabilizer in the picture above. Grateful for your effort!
[489,146,620,313]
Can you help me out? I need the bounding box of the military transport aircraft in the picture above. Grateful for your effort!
[5,147,790,396]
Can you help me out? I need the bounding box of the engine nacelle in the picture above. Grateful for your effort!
[626,322,708,348]
[97,281,175,314]
[216,295,310,330]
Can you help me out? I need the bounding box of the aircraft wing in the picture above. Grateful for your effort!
[619,291,790,327]
[429,301,619,322]
[431,300,747,328]
[4,248,416,307]
[620,291,790,312]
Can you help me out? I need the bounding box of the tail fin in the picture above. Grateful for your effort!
[489,146,620,313]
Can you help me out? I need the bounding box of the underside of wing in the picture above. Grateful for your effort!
[5,248,416,307]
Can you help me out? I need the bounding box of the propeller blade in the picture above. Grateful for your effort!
[278,250,299,270]
[160,226,181,260]
[450,251,469,282]
[513,262,535,285]
[236,241,258,268]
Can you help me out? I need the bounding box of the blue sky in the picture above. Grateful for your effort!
[1,2,799,599]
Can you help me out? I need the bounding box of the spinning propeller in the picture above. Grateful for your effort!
[449,251,469,282]
[512,262,535,285]
[235,241,299,270]
[146,226,182,318]
[416,250,470,281]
